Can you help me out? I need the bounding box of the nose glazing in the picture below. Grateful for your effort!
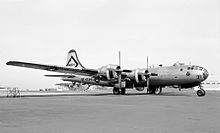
[202,68,209,80]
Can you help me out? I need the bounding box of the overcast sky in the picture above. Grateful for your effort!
[0,0,219,90]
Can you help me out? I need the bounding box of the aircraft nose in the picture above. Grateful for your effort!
[203,68,209,80]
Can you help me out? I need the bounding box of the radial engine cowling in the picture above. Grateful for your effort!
[135,69,147,83]
[98,64,119,80]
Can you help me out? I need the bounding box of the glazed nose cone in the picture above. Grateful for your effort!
[203,68,209,80]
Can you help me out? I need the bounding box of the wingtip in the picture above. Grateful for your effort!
[6,61,12,65]
[6,61,19,65]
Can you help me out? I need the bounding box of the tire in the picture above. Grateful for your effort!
[147,88,154,94]
[113,87,120,95]
[148,87,156,94]
[197,89,206,96]
[120,88,126,95]
[154,87,162,95]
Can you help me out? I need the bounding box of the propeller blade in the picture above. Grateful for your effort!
[150,73,158,76]
[119,51,121,68]
[122,69,132,73]
[146,77,150,93]
[146,56,150,93]
[147,56,148,71]
[139,72,158,76]
[118,51,121,90]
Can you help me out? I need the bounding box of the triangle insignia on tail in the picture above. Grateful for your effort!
[66,49,85,69]
[66,56,78,67]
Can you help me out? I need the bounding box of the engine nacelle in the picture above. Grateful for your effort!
[135,87,145,91]
[135,69,146,83]
[98,64,119,80]
[106,69,118,80]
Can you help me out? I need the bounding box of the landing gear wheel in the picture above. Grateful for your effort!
[113,87,120,95]
[120,88,126,95]
[154,87,162,95]
[197,89,206,96]
[147,88,155,94]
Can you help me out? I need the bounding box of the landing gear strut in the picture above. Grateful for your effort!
[113,87,126,95]
[196,85,206,96]
[113,87,120,95]
[147,87,162,95]
[120,88,126,95]
[154,87,162,95]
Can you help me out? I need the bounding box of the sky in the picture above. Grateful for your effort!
[0,0,219,90]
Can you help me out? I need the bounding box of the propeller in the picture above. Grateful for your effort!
[118,51,122,91]
[144,56,158,93]
[146,56,150,93]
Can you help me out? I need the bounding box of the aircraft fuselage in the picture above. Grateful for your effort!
[62,64,209,90]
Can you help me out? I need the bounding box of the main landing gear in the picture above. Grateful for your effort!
[113,87,126,95]
[147,86,162,95]
[196,85,206,96]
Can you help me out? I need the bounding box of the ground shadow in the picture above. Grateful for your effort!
[0,91,192,98]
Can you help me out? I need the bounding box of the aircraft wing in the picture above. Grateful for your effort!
[6,61,98,76]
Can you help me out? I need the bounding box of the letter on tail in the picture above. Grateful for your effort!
[66,49,85,69]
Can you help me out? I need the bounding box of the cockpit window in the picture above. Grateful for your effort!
[188,66,205,71]
[199,67,203,71]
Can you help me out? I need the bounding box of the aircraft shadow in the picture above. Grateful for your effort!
[125,92,190,97]
[5,92,192,98]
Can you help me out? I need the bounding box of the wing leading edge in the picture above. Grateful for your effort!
[6,61,98,76]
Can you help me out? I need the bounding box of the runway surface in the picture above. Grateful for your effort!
[0,89,220,133]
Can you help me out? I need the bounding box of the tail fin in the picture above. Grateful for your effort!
[66,49,85,69]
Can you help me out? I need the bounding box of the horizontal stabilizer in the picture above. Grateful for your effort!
[45,75,76,78]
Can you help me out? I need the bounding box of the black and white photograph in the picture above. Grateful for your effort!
[0,0,219,133]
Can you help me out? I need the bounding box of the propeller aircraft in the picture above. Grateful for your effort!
[6,49,209,96]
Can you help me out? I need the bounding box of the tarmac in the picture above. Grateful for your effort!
[0,89,219,133]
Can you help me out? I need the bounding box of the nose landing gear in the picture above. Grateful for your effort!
[147,86,162,95]
[196,85,206,96]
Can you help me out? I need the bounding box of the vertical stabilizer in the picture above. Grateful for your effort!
[66,49,85,69]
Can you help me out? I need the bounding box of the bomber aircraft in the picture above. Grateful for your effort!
[6,49,209,96]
